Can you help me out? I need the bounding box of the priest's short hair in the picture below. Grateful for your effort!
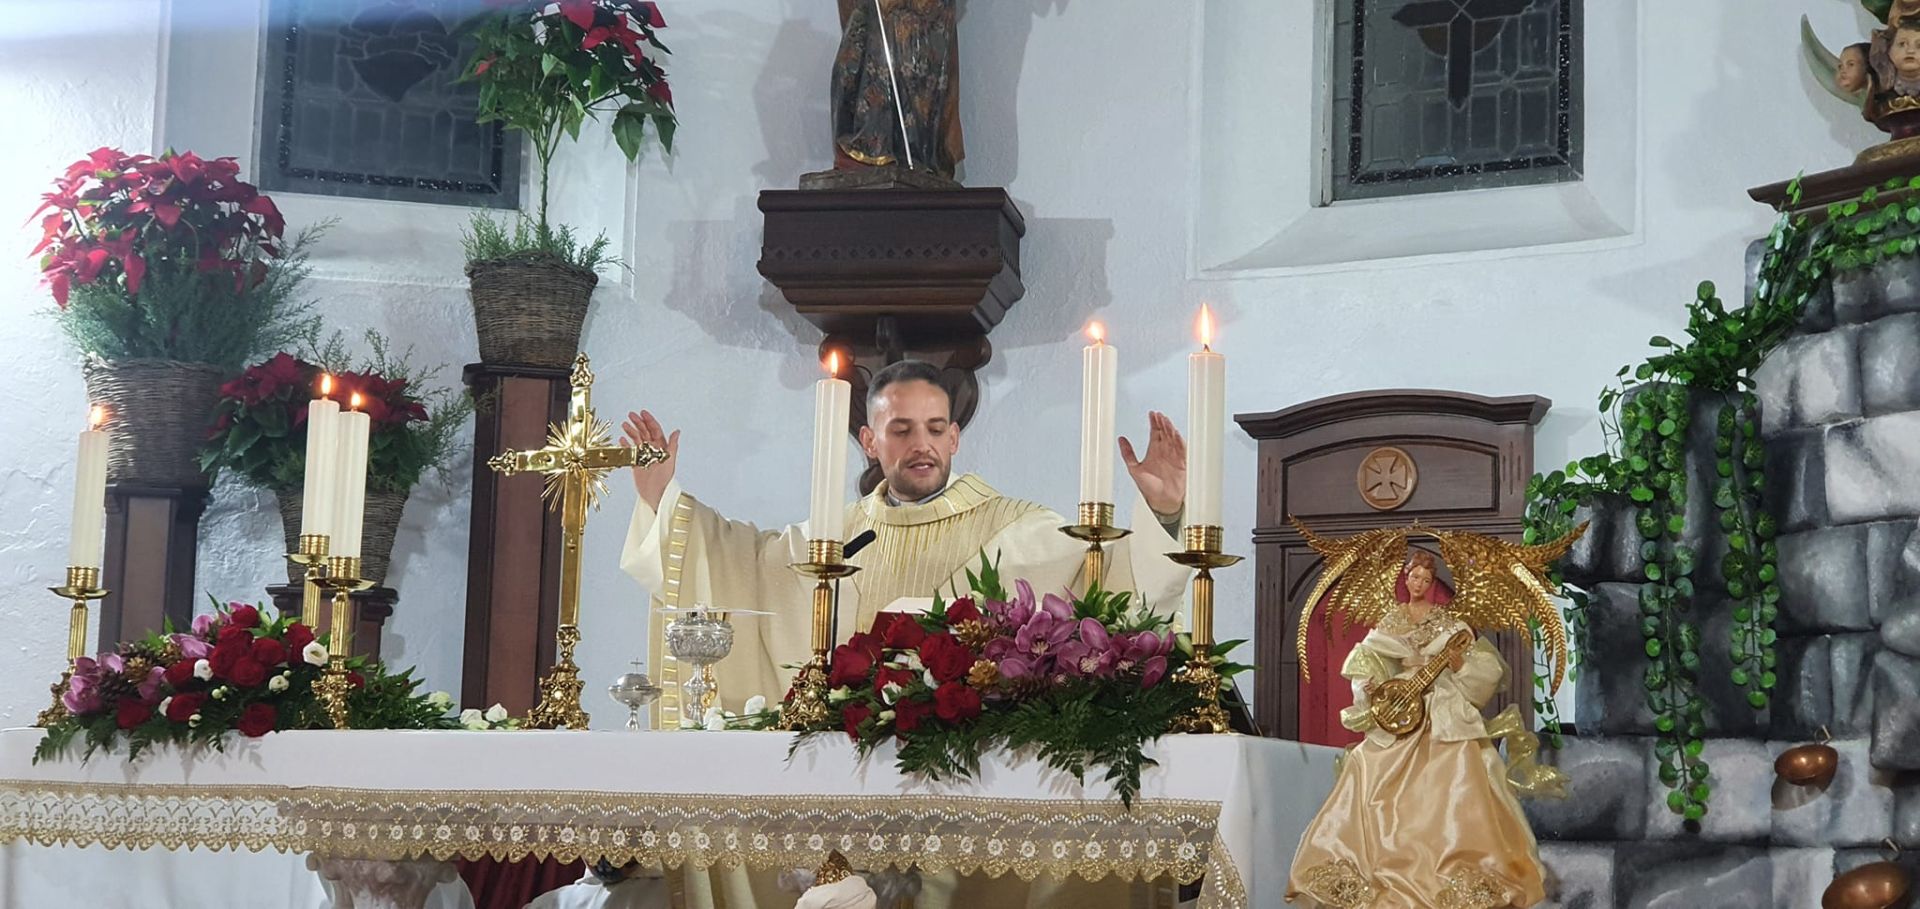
[866,359,950,416]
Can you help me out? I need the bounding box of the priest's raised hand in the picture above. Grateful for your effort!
[1119,410,1187,522]
[622,409,680,510]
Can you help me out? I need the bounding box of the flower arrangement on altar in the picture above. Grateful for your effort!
[33,147,320,370]
[459,0,676,262]
[199,334,469,496]
[34,601,466,763]
[790,558,1248,805]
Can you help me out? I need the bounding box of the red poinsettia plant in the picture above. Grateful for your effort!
[33,148,284,307]
[794,557,1246,805]
[199,336,469,495]
[460,1,676,253]
[36,602,459,763]
[30,148,320,369]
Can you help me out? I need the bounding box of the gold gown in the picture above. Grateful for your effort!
[1287,607,1546,909]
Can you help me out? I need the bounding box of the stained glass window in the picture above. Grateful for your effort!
[258,0,520,208]
[1329,0,1582,202]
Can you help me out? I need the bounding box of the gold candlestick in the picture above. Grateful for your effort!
[286,534,331,635]
[1060,501,1130,595]
[36,566,109,727]
[778,539,860,731]
[1167,525,1242,735]
[312,556,372,730]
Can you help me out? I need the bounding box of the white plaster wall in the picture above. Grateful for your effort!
[0,0,1884,728]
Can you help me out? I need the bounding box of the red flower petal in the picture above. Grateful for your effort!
[559,0,596,30]
[581,25,610,49]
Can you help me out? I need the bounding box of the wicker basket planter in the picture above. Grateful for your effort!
[467,258,598,368]
[82,358,225,488]
[276,487,410,586]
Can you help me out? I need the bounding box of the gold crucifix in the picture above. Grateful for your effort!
[489,353,668,729]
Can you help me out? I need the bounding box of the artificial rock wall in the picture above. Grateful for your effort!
[1523,249,1920,907]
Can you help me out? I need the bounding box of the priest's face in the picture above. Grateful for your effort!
[860,379,959,501]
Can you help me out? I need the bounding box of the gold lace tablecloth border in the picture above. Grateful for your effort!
[0,781,1247,908]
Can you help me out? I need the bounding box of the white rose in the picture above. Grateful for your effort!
[704,712,728,732]
[427,691,453,710]
[679,713,700,729]
[268,675,290,694]
[158,697,172,716]
[484,704,509,724]
[827,686,852,704]
[897,652,924,671]
[188,713,202,726]
[193,659,212,681]
[460,708,486,730]
[880,683,903,705]
[302,642,327,667]
[743,695,767,715]
[923,670,938,689]
[877,709,895,724]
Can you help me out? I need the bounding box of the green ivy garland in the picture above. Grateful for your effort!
[1524,174,1920,820]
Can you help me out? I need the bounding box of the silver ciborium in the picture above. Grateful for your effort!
[663,608,735,716]
[608,661,662,731]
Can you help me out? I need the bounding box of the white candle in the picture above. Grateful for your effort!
[332,394,372,561]
[1079,323,1118,505]
[300,375,340,540]
[67,406,109,569]
[1186,306,1226,528]
[809,353,852,544]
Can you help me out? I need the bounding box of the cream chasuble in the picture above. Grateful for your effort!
[620,473,1191,723]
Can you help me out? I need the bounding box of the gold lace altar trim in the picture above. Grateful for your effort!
[1296,859,1374,908]
[0,781,1246,908]
[1438,867,1509,909]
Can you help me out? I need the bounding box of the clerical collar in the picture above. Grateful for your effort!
[863,474,1000,526]
[884,478,954,507]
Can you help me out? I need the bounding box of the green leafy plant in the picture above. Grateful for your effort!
[459,0,676,265]
[198,331,472,495]
[1525,174,1920,820]
[460,212,614,271]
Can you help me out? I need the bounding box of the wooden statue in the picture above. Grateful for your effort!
[816,0,963,187]
[1803,2,1920,160]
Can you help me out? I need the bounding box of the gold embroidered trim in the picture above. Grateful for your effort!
[0,781,1243,906]
[1438,867,1509,909]
[1297,859,1374,908]
[1376,604,1466,651]
[649,494,698,728]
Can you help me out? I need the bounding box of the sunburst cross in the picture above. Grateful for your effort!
[488,353,669,728]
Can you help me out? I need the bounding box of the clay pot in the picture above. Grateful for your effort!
[1823,850,1913,909]
[1775,742,1841,787]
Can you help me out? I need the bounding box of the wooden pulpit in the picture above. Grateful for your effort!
[1234,390,1550,744]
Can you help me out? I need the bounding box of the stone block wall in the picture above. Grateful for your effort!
[1526,256,1920,906]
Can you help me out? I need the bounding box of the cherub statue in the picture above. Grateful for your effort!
[1803,2,1920,151]
[1283,520,1582,909]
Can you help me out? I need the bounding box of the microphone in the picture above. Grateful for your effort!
[843,529,878,559]
[831,529,877,648]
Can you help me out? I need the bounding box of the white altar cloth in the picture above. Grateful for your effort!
[0,727,1338,908]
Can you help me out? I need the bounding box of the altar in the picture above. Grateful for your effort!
[0,727,1337,909]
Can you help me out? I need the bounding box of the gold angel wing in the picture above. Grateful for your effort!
[1424,523,1590,694]
[1290,518,1408,682]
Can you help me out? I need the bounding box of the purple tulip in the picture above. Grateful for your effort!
[61,657,105,715]
[191,613,217,636]
[1139,655,1169,688]
[136,666,166,703]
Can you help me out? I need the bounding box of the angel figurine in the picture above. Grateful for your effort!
[1284,520,1583,909]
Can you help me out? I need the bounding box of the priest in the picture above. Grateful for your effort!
[619,359,1193,712]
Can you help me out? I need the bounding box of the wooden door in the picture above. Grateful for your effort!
[1235,390,1549,743]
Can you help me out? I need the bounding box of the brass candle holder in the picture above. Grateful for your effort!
[286,534,331,634]
[1060,501,1131,595]
[778,539,860,731]
[36,566,109,727]
[311,555,372,730]
[1167,525,1242,734]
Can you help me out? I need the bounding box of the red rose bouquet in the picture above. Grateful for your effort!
[36,601,457,762]
[795,557,1248,805]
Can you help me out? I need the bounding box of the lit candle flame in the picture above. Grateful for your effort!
[1197,305,1215,351]
[1086,321,1106,345]
[319,374,334,398]
[824,350,842,378]
[349,392,364,411]
[88,405,106,430]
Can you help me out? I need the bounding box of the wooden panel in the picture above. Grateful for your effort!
[99,486,205,649]
[462,366,569,716]
[1284,441,1500,517]
[1235,390,1549,742]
